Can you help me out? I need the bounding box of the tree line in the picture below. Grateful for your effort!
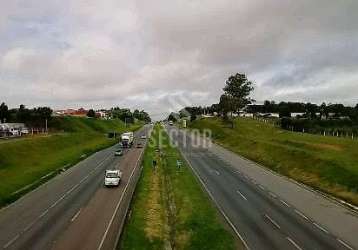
[1,102,151,128]
[109,107,151,123]
[247,101,358,121]
[0,103,52,128]
[168,72,358,133]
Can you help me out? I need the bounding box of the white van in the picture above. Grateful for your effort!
[104,170,122,187]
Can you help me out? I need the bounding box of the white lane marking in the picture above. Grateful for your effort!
[280,199,290,207]
[236,190,248,201]
[337,239,354,250]
[3,234,20,249]
[179,147,251,250]
[269,192,277,199]
[8,151,114,243]
[38,209,49,219]
[71,209,82,222]
[210,170,220,175]
[286,237,303,250]
[97,149,145,250]
[294,210,309,220]
[264,214,281,229]
[313,222,329,234]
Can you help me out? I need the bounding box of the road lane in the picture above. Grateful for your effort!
[0,126,151,250]
[166,125,358,250]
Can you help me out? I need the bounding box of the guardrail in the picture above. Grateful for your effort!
[98,147,146,250]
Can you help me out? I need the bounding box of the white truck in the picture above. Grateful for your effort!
[121,132,134,148]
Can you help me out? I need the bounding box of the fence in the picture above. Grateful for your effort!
[251,117,358,140]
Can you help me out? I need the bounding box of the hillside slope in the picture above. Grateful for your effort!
[189,118,358,205]
[0,117,142,207]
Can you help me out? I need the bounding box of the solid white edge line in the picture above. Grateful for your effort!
[97,148,144,250]
[3,234,19,249]
[236,190,248,201]
[170,128,250,250]
[264,214,281,229]
[71,209,82,222]
[286,237,303,250]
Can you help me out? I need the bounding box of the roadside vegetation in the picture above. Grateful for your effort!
[189,117,358,206]
[0,117,141,207]
[120,125,236,250]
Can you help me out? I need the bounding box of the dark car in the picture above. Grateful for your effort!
[136,142,143,148]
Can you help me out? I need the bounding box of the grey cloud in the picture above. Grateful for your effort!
[0,0,358,119]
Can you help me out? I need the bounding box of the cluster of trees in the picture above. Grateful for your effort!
[110,107,151,123]
[248,101,358,120]
[0,102,52,128]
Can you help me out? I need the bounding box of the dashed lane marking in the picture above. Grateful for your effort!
[286,237,303,250]
[264,214,281,230]
[236,190,248,201]
[337,239,354,250]
[313,222,329,234]
[280,199,291,208]
[294,209,309,220]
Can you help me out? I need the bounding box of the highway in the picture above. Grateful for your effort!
[0,125,151,250]
[166,125,358,250]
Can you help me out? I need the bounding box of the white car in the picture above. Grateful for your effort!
[140,135,147,139]
[104,170,122,187]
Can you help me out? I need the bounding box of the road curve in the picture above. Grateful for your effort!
[166,125,358,250]
[0,125,151,250]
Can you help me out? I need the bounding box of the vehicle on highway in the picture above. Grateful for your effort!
[169,121,173,126]
[136,142,143,148]
[140,135,146,139]
[121,132,134,148]
[104,170,122,187]
[114,149,123,156]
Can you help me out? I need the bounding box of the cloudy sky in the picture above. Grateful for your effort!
[1,0,357,119]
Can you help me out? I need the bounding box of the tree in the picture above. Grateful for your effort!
[16,104,31,123]
[87,109,96,118]
[168,113,178,122]
[218,94,232,119]
[221,73,254,127]
[0,102,9,123]
[278,104,291,118]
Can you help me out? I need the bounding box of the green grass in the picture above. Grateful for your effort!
[189,117,358,205]
[0,117,142,207]
[120,125,236,250]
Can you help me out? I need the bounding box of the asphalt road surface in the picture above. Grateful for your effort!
[166,125,358,250]
[0,125,151,250]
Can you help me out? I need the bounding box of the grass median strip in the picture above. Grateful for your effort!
[120,125,235,250]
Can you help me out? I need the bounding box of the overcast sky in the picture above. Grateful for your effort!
[1,0,357,120]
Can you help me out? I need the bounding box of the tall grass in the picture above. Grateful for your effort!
[120,125,236,250]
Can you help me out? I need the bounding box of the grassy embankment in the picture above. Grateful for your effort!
[0,116,142,207]
[189,117,358,206]
[120,125,236,250]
